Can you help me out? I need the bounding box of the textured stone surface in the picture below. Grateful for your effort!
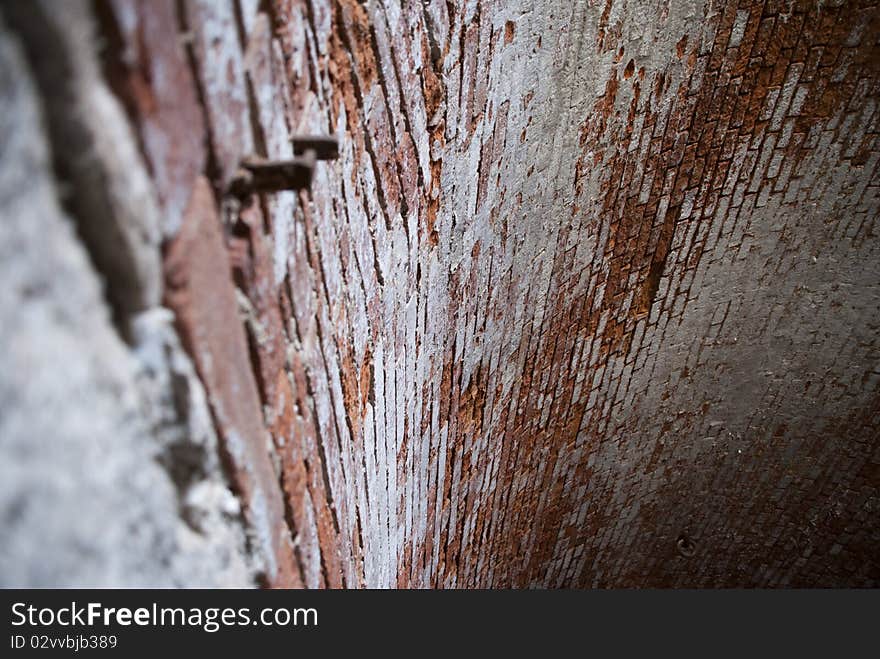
[2,0,878,588]
[0,13,251,587]
[3,0,163,325]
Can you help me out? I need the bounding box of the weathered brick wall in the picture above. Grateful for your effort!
[3,0,877,587]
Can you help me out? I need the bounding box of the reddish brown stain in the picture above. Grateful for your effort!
[108,0,880,590]
[676,34,689,59]
[164,177,302,588]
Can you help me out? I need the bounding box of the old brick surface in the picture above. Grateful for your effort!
[98,0,207,238]
[164,177,301,587]
[109,0,879,587]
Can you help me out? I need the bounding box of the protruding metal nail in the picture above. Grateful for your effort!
[228,135,339,198]
[291,135,339,160]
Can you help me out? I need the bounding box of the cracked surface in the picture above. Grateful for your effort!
[2,0,878,587]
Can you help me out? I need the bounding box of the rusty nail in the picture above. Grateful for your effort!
[291,135,339,160]
[228,135,338,198]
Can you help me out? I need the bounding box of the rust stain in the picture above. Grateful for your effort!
[676,34,689,59]
[504,20,515,45]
